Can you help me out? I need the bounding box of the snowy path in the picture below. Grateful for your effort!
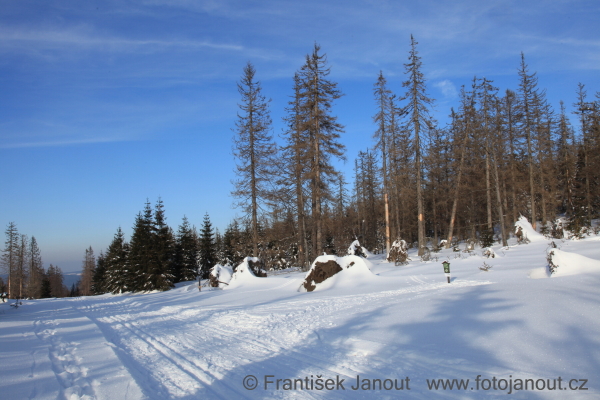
[1,300,144,400]
[2,236,600,399]
[74,277,491,399]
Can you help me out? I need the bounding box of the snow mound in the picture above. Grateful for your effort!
[530,249,600,279]
[209,264,233,288]
[226,257,266,289]
[549,248,600,277]
[301,255,377,292]
[515,216,545,242]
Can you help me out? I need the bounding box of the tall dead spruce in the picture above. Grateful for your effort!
[401,36,435,256]
[297,44,346,259]
[232,62,277,257]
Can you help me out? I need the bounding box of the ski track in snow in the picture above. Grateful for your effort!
[72,277,490,399]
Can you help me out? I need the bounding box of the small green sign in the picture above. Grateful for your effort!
[442,261,450,274]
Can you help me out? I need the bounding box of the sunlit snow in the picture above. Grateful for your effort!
[2,226,599,399]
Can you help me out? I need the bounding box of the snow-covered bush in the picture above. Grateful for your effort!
[568,225,591,240]
[479,226,494,248]
[482,247,496,258]
[463,240,475,253]
[347,239,367,258]
[547,250,559,275]
[542,218,566,239]
[420,247,431,262]
[209,264,233,288]
[479,262,492,272]
[515,226,529,244]
[387,239,409,265]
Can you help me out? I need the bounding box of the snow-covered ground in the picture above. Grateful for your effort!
[2,232,600,399]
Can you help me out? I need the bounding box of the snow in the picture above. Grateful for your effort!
[209,264,233,288]
[515,215,545,242]
[550,248,600,277]
[302,254,377,292]
[347,240,369,257]
[226,257,264,289]
[2,229,600,399]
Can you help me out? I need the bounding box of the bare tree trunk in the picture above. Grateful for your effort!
[527,129,536,229]
[295,172,308,269]
[415,118,425,255]
[491,145,508,246]
[446,127,468,248]
[250,123,259,257]
[385,193,391,255]
[432,192,438,247]
[485,155,493,230]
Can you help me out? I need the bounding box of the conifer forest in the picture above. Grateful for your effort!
[2,39,599,296]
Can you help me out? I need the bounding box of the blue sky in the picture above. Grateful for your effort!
[1,0,599,272]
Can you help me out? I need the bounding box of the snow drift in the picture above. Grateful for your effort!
[226,257,267,289]
[530,248,600,279]
[515,215,545,242]
[300,254,376,292]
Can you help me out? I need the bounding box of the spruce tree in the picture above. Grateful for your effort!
[401,35,435,256]
[92,251,107,295]
[232,62,277,257]
[198,213,216,279]
[40,272,51,298]
[373,71,393,196]
[298,43,345,258]
[1,222,19,299]
[128,201,155,291]
[373,71,393,254]
[46,264,66,298]
[221,221,242,267]
[556,101,577,217]
[79,246,96,296]
[214,228,225,267]
[517,53,541,229]
[69,283,80,297]
[27,236,44,299]
[174,216,198,282]
[104,227,130,294]
[16,234,29,299]
[150,198,176,291]
[573,83,595,224]
[281,72,311,269]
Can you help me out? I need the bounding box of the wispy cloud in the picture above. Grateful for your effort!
[0,27,244,52]
[434,80,459,100]
[0,136,131,149]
